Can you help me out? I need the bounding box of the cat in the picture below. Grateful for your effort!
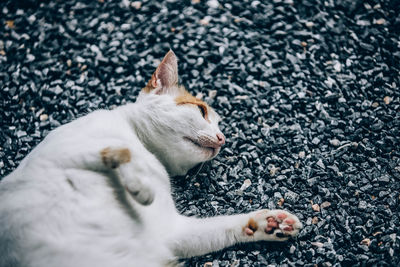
[0,50,302,267]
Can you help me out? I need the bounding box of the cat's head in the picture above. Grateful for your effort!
[135,50,225,176]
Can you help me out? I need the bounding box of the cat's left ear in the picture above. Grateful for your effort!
[144,50,178,94]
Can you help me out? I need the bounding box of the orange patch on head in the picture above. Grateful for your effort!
[142,77,156,93]
[175,91,210,121]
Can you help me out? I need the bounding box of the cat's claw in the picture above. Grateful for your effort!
[243,209,302,241]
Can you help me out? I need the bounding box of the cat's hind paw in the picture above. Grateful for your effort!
[244,209,302,241]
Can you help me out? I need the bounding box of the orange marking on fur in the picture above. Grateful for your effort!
[247,218,258,232]
[142,77,156,93]
[101,147,131,169]
[243,218,258,236]
[175,92,210,122]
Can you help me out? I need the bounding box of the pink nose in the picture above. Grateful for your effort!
[216,133,225,146]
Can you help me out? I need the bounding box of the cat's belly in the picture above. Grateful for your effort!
[0,166,178,267]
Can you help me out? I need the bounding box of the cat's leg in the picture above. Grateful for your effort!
[170,209,302,258]
[99,147,154,205]
[62,144,154,206]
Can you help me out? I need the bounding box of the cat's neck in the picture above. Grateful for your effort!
[117,94,188,177]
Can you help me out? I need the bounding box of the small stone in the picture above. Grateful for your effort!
[235,95,248,100]
[311,241,324,248]
[312,217,319,224]
[330,139,340,147]
[333,61,341,72]
[298,151,305,159]
[358,200,367,210]
[16,130,27,138]
[374,18,386,25]
[269,165,279,176]
[115,67,124,74]
[383,96,392,105]
[199,16,212,26]
[76,56,85,63]
[360,238,371,246]
[284,191,299,203]
[289,245,296,254]
[305,21,314,28]
[50,85,63,95]
[204,262,213,267]
[389,248,394,257]
[312,203,320,212]
[301,41,307,47]
[40,114,48,121]
[131,1,142,9]
[377,175,390,184]
[26,54,35,62]
[207,0,219,8]
[312,137,320,145]
[320,201,331,209]
[208,90,217,99]
[316,159,325,169]
[240,179,251,191]
[6,20,14,28]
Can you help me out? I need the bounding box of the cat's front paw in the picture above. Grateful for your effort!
[125,182,154,206]
[100,146,154,206]
[243,209,302,241]
[101,147,131,169]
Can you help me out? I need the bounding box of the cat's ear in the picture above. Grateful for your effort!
[144,50,178,94]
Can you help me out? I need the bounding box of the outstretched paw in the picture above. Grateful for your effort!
[244,209,302,241]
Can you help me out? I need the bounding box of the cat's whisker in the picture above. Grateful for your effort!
[192,162,205,179]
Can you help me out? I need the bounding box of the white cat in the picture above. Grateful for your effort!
[0,50,302,267]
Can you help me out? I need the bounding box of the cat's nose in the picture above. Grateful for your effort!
[216,133,225,146]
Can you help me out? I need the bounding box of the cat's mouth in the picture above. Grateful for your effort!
[183,137,220,158]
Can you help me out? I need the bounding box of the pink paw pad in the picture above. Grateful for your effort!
[265,213,296,235]
[277,213,287,220]
[285,218,295,225]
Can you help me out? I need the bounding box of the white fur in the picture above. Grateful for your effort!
[0,52,302,267]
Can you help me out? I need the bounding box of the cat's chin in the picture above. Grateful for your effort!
[183,137,219,159]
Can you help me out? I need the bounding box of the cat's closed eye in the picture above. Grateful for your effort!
[197,105,207,119]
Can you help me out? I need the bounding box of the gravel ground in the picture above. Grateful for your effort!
[1,0,399,266]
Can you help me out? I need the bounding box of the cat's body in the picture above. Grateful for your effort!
[0,51,302,267]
